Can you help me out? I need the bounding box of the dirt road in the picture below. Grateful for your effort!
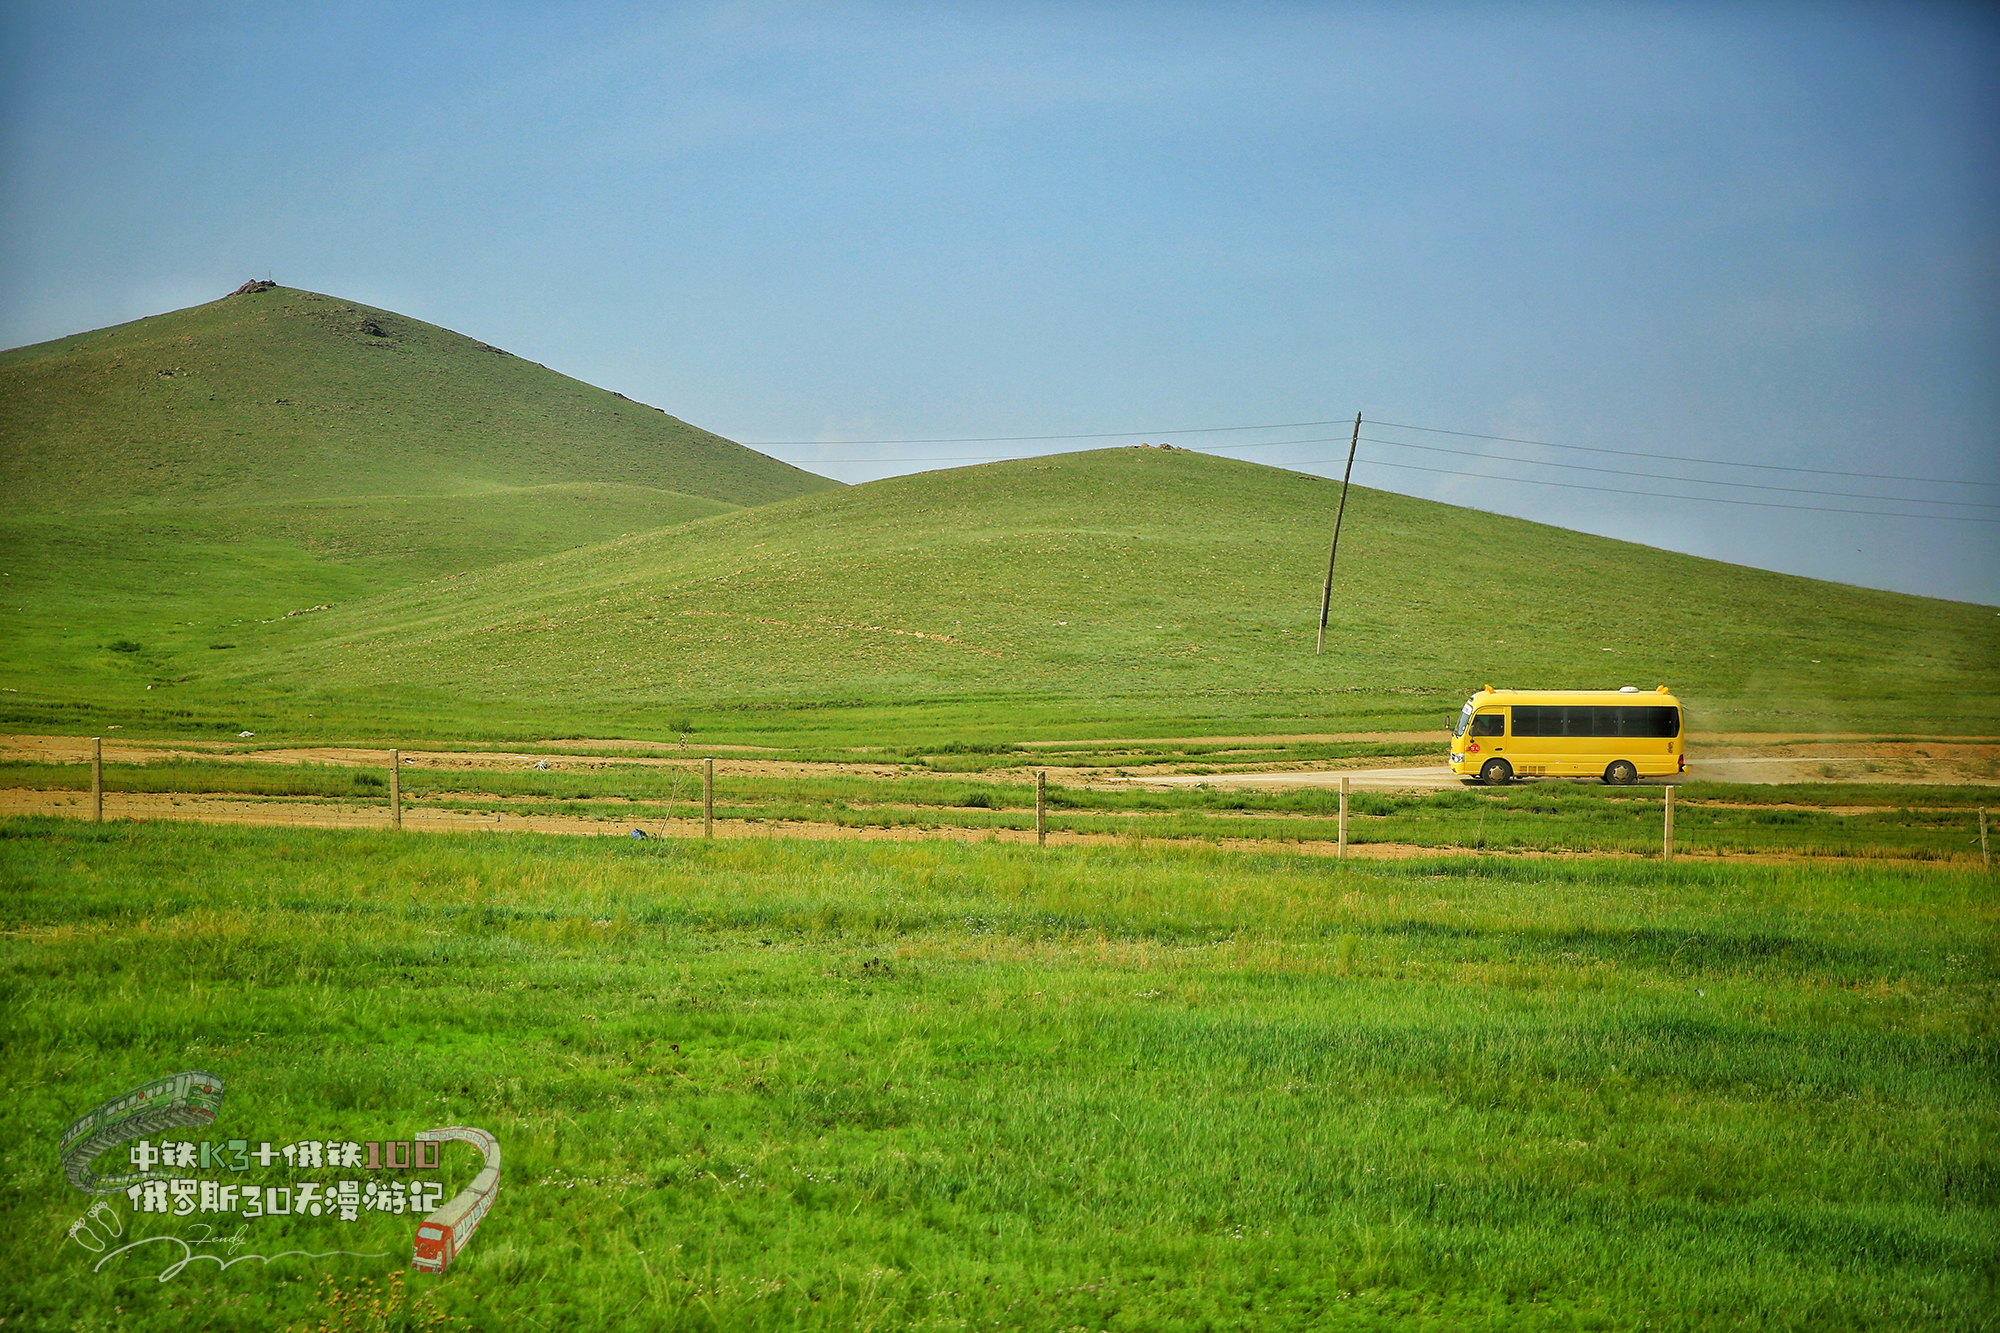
[3,731,1992,794]
[1119,740,1999,791]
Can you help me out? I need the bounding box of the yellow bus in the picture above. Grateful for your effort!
[1448,685,1684,785]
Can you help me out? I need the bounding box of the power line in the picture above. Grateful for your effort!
[1365,419,1999,489]
[1167,432,1997,508]
[1307,456,2000,523]
[763,432,1998,510]
[1351,436,2000,509]
[758,415,1996,492]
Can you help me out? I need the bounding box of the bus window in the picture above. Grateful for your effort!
[1469,713,1504,737]
[1513,705,1678,738]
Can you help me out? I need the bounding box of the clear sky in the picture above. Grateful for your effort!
[4,1,1996,604]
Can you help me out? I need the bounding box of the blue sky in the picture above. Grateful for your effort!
[4,1,1996,603]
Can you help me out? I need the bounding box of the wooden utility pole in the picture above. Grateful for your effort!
[390,750,402,829]
[1036,770,1048,847]
[703,758,715,839]
[1316,413,1363,655]
[1664,786,1675,862]
[91,737,103,822]
[1338,775,1349,859]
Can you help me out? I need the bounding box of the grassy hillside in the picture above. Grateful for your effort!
[0,285,839,708]
[0,283,834,510]
[13,446,1989,744]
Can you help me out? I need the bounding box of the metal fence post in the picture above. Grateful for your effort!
[1037,770,1047,847]
[704,758,714,839]
[390,749,402,829]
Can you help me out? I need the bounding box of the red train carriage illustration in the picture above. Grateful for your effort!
[410,1126,500,1273]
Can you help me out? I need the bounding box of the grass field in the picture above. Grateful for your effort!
[2,818,1993,1330]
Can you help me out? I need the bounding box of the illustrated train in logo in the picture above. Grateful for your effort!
[410,1126,501,1273]
[58,1070,225,1195]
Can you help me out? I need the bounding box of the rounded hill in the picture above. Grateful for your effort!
[213,447,1999,739]
[0,283,835,512]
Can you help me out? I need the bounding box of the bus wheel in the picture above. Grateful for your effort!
[1479,759,1512,785]
[1603,760,1638,786]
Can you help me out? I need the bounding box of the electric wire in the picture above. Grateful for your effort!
[1172,433,1996,508]
[1365,419,1998,489]
[1313,457,2000,523]
[749,412,1996,522]
[786,442,1994,522]
[1351,436,2000,509]
[760,434,1996,511]
[752,415,1994,490]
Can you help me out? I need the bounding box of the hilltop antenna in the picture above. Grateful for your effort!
[1315,412,1362,655]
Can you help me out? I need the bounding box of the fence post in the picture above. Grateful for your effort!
[704,758,714,839]
[1982,808,1989,870]
[1338,775,1349,859]
[91,737,103,823]
[390,749,402,830]
[1036,770,1047,847]
[1664,785,1675,862]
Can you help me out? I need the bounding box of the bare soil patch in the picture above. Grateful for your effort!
[5,733,1994,789]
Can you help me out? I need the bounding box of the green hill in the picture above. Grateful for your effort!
[19,446,1989,744]
[0,284,838,710]
[0,283,833,510]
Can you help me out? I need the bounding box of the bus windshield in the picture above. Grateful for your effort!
[1453,701,1474,737]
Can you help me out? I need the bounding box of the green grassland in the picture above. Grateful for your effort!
[2,819,1993,1330]
[58,446,1989,747]
[0,285,836,716]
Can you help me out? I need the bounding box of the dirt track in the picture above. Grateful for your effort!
[5,733,1994,788]
[1115,739,2000,791]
